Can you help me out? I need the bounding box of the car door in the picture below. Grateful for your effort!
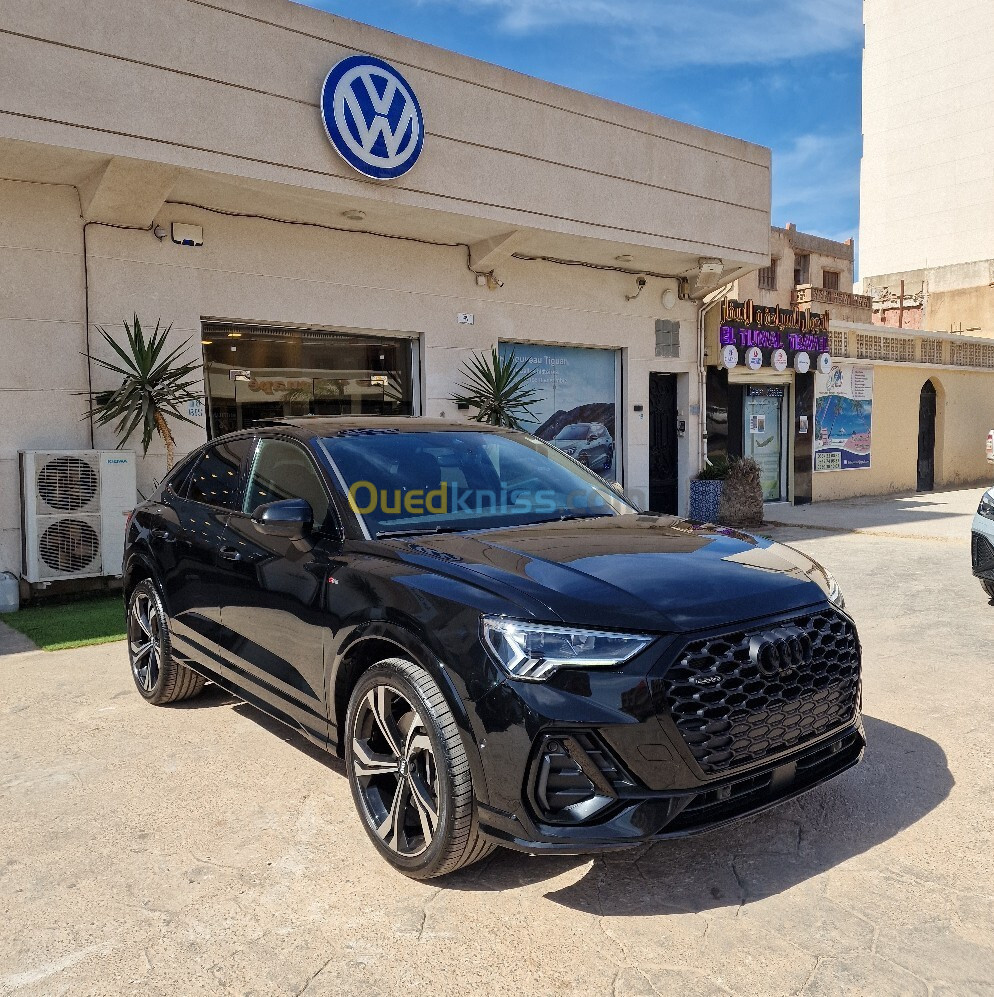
[215,436,341,742]
[152,436,253,669]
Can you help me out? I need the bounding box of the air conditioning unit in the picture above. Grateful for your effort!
[19,450,137,584]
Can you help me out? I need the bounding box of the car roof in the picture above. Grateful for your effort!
[253,416,511,441]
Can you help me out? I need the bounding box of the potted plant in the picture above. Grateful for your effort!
[690,454,733,522]
[718,457,764,529]
[83,315,201,470]
[450,348,540,429]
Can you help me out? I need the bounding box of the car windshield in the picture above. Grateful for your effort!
[555,425,592,440]
[319,429,635,537]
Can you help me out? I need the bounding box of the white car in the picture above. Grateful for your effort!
[972,486,994,601]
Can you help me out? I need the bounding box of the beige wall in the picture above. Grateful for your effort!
[0,0,770,269]
[0,0,776,575]
[0,179,702,574]
[861,0,994,278]
[0,181,92,573]
[732,227,855,310]
[813,364,994,501]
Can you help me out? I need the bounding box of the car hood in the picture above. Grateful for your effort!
[383,514,833,632]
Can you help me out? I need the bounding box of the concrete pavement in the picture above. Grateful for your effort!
[1,489,993,996]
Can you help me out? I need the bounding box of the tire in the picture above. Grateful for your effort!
[126,578,206,705]
[345,658,496,879]
[983,580,994,601]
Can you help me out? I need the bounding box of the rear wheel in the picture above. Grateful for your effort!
[127,579,205,705]
[345,658,495,879]
[982,580,994,601]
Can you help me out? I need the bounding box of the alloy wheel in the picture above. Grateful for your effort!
[351,684,440,857]
[128,590,161,693]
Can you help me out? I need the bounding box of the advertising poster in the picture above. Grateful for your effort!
[814,365,873,471]
[498,343,618,480]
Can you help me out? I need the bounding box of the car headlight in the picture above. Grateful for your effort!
[978,490,994,521]
[819,564,846,609]
[482,618,654,682]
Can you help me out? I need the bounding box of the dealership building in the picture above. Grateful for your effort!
[0,0,777,580]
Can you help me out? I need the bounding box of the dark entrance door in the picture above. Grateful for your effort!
[649,373,679,514]
[917,380,936,491]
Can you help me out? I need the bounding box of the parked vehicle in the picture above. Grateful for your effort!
[972,485,994,601]
[986,429,994,463]
[123,418,864,879]
[550,422,613,472]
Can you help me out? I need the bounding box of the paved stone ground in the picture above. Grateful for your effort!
[1,487,993,996]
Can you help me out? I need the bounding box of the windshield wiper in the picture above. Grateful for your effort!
[376,526,469,539]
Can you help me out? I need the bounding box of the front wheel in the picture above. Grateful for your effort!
[345,658,495,879]
[127,579,205,705]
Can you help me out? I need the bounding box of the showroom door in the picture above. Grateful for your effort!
[649,373,678,514]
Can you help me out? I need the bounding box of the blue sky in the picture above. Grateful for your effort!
[300,0,863,252]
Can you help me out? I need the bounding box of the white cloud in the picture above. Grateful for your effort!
[414,0,863,67]
[772,131,861,240]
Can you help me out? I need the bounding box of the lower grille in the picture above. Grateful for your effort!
[530,732,633,825]
[665,730,863,833]
[972,532,994,574]
[663,608,860,775]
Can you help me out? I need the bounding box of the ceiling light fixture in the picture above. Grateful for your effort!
[615,254,634,264]
[342,209,366,222]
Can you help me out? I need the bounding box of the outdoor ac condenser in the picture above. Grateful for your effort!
[19,450,137,584]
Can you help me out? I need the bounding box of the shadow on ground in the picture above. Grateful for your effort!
[193,695,951,915]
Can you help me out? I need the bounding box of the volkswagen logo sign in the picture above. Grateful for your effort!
[749,629,812,677]
[321,55,425,181]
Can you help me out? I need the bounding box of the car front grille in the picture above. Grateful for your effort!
[972,532,994,574]
[662,608,860,775]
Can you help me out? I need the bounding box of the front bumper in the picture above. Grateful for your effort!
[477,722,864,853]
[470,604,864,853]
[971,508,994,579]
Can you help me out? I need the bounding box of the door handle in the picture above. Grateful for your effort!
[219,546,241,562]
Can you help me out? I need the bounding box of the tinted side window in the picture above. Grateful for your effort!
[243,439,331,526]
[186,439,251,510]
[163,450,200,499]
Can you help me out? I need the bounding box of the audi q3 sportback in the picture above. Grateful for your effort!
[123,418,864,879]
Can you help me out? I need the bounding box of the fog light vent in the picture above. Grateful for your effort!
[532,732,633,825]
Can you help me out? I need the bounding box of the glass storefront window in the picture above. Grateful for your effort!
[497,342,620,481]
[743,385,787,501]
[201,324,415,437]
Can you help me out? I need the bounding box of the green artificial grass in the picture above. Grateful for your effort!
[1,595,127,651]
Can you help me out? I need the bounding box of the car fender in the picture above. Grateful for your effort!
[328,619,494,807]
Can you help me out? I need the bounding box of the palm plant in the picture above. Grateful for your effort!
[450,348,540,429]
[84,315,201,469]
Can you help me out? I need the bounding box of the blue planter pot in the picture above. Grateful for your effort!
[690,479,724,523]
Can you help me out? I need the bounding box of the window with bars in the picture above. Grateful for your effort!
[822,270,840,291]
[757,259,778,290]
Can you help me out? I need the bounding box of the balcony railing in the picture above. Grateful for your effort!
[793,284,873,310]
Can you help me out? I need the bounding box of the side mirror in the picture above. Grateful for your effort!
[251,498,313,539]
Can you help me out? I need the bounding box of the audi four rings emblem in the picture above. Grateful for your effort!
[321,55,425,180]
[749,630,813,676]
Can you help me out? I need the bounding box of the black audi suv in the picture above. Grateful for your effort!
[123,418,863,879]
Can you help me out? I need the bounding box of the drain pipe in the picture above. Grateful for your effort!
[696,286,732,474]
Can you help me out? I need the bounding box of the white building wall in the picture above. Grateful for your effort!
[860,0,994,278]
[0,182,701,574]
